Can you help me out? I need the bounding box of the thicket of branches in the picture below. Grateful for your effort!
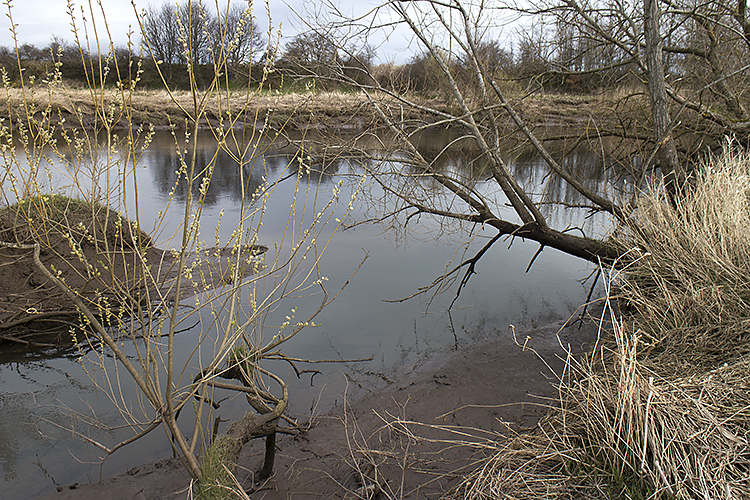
[0,0,363,497]
[276,0,750,275]
[280,2,750,496]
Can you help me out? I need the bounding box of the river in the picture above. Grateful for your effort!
[0,130,621,499]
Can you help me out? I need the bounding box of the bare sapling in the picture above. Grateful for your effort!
[0,0,365,496]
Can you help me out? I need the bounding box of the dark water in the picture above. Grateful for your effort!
[0,131,621,499]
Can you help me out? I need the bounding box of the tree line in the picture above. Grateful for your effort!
[0,0,644,94]
[4,0,747,112]
[0,1,265,89]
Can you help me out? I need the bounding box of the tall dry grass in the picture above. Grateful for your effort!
[450,143,750,499]
[618,144,750,366]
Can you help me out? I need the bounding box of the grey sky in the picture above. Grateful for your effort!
[2,0,140,48]
[0,0,415,62]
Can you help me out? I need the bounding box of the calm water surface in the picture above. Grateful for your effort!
[0,131,620,499]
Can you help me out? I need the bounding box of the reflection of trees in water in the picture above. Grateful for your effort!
[145,134,629,235]
[149,147,272,205]
[332,131,630,238]
[148,142,355,205]
[286,152,349,183]
[395,133,630,206]
[427,143,630,205]
[416,140,630,201]
[377,137,632,233]
[511,146,635,230]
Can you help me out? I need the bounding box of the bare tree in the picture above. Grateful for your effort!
[302,0,627,269]
[296,0,750,284]
[279,31,341,82]
[546,0,750,137]
[142,1,212,69]
[210,2,264,66]
[176,0,212,68]
[644,0,682,200]
[142,3,181,65]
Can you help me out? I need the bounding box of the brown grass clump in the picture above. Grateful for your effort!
[618,145,750,366]
[450,143,750,499]
[453,306,750,499]
[555,318,750,499]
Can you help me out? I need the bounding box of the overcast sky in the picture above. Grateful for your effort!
[0,0,416,62]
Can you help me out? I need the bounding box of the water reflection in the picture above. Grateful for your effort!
[147,145,264,205]
[137,130,629,241]
[141,140,362,219]
[0,359,98,490]
[320,133,631,241]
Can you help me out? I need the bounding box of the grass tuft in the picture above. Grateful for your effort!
[619,142,750,367]
[0,194,152,250]
[194,435,244,500]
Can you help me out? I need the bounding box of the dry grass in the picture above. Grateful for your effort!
[599,82,650,106]
[447,143,750,500]
[0,85,415,130]
[452,304,750,500]
[0,82,635,134]
[618,145,750,366]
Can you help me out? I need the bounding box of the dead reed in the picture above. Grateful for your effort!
[619,144,750,367]
[449,143,750,499]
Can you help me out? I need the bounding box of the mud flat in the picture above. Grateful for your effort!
[34,312,602,500]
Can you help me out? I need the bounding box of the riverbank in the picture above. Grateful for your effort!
[36,144,750,500]
[33,312,603,499]
[0,195,267,348]
[0,86,624,133]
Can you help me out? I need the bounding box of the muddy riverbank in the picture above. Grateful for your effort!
[34,312,603,500]
[0,195,267,347]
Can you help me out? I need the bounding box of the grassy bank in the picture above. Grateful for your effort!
[0,83,629,134]
[0,85,431,132]
[451,143,750,499]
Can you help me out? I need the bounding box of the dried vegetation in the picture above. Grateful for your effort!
[0,85,444,132]
[447,145,750,499]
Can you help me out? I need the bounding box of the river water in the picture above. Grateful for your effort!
[0,130,622,499]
